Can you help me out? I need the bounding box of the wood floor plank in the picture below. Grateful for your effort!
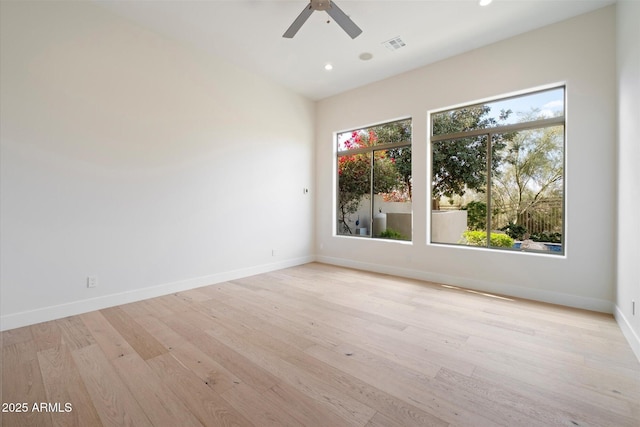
[37,343,102,427]
[30,321,62,352]
[188,281,237,301]
[196,297,317,352]
[470,365,639,427]
[220,383,301,427]
[263,382,360,427]
[118,299,164,320]
[459,335,639,416]
[55,316,96,352]
[143,294,194,317]
[2,340,53,427]
[245,279,409,331]
[146,353,253,427]
[198,286,346,350]
[364,411,412,427]
[158,316,280,394]
[140,314,241,395]
[99,307,166,360]
[217,281,470,381]
[71,344,153,427]
[434,367,570,427]
[80,311,136,361]
[194,307,445,427]
[204,322,378,426]
[175,288,216,303]
[305,343,488,426]
[111,353,204,427]
[296,304,474,377]
[284,346,449,427]
[1,325,33,348]
[469,347,635,419]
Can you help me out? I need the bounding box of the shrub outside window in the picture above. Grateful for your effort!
[337,119,412,241]
[430,87,565,254]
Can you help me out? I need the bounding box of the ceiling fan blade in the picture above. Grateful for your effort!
[326,1,362,39]
[283,4,314,38]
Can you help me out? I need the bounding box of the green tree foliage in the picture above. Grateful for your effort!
[379,120,412,199]
[432,106,512,200]
[461,200,487,231]
[501,222,527,240]
[462,230,514,248]
[491,110,564,234]
[378,228,409,241]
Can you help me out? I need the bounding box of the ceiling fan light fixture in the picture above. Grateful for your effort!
[311,0,330,11]
[283,0,362,39]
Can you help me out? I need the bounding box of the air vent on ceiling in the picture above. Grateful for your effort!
[382,36,406,51]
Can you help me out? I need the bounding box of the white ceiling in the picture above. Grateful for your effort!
[96,0,614,100]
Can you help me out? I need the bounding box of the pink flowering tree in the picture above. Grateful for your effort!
[337,124,410,234]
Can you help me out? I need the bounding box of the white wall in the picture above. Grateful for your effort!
[0,1,315,330]
[615,0,640,359]
[316,7,617,312]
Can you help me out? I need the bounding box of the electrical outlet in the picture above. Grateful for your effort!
[87,276,98,288]
[272,249,277,257]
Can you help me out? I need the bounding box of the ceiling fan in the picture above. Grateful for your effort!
[283,0,363,39]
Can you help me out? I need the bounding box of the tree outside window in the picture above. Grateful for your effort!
[337,119,412,241]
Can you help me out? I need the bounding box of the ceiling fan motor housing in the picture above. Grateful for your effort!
[311,0,331,11]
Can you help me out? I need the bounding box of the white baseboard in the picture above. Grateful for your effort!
[614,305,640,362]
[316,255,614,314]
[0,256,314,332]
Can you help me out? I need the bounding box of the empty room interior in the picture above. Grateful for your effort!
[1,0,639,426]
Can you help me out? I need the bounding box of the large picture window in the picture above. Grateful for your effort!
[337,119,412,241]
[430,87,565,254]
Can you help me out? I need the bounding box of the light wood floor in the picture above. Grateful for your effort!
[1,263,639,427]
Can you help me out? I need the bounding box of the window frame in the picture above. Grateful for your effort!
[335,118,413,241]
[429,86,566,255]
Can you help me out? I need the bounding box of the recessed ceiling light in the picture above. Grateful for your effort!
[324,63,333,71]
[359,52,373,61]
[479,0,492,6]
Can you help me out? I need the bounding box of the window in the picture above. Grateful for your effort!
[337,119,412,241]
[430,87,565,254]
